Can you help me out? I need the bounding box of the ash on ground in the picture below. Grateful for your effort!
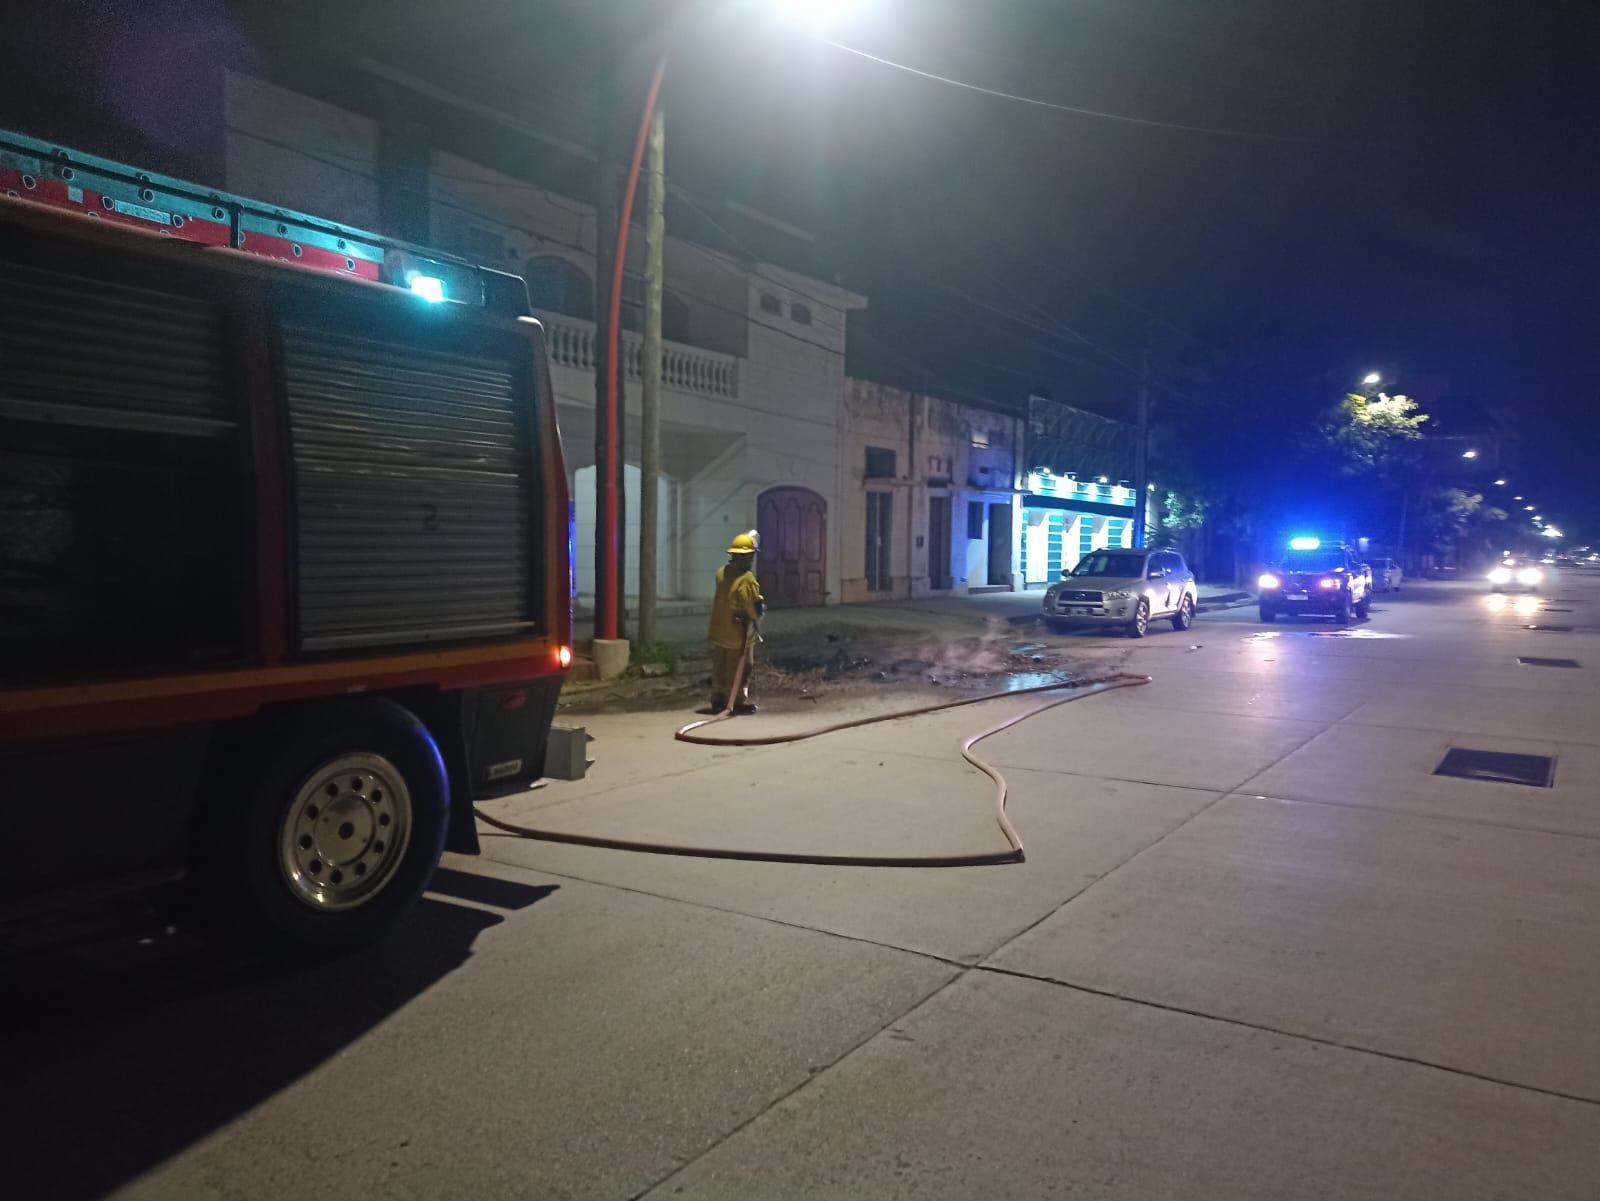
[558,617,1103,716]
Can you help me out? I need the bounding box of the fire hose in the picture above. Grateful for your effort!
[475,625,1151,867]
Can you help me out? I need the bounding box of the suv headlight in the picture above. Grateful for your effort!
[1517,567,1542,586]
[1105,588,1134,600]
[1488,566,1513,584]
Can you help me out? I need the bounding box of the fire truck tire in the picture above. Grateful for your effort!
[194,697,449,955]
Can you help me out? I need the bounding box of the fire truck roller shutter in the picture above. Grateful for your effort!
[279,312,540,652]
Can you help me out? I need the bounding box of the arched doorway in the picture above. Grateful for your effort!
[758,487,827,608]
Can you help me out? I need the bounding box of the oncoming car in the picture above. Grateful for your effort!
[1257,538,1371,624]
[1488,558,1543,593]
[1043,549,1198,638]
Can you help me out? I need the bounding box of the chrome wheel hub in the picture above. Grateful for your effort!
[279,753,412,911]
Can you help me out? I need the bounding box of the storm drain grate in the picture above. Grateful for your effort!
[1434,748,1554,788]
[1517,656,1581,668]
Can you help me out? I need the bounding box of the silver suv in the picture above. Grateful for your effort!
[1043,548,1199,638]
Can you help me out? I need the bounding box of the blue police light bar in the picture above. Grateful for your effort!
[1289,536,1321,550]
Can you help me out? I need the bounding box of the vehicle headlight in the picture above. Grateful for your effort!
[1488,566,1512,584]
[1257,573,1281,590]
[1317,578,1339,589]
[1517,567,1542,586]
[1105,588,1134,600]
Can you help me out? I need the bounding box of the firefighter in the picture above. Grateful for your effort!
[707,531,765,714]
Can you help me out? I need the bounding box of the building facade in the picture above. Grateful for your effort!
[223,70,865,613]
[1018,393,1143,586]
[840,380,1020,602]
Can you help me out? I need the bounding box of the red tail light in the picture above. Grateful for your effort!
[556,645,573,669]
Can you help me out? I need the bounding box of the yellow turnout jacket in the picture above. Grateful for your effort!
[709,562,763,650]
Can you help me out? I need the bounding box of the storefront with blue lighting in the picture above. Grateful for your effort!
[1020,470,1140,587]
[1015,393,1141,587]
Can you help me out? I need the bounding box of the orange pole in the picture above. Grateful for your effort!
[600,51,669,641]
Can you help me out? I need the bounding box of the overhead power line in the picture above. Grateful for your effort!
[823,39,1316,145]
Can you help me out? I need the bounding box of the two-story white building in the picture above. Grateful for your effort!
[222,70,865,614]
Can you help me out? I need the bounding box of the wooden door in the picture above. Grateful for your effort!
[758,487,828,608]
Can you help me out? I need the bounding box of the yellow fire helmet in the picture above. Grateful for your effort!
[726,530,760,555]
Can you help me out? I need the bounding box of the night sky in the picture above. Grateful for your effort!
[7,0,1598,528]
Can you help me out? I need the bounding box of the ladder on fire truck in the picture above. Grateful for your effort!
[0,128,523,314]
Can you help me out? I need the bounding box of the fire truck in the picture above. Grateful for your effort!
[0,130,571,952]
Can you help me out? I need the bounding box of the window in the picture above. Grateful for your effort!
[1283,548,1344,572]
[448,220,506,265]
[968,500,985,538]
[758,291,781,315]
[971,429,990,448]
[865,492,893,591]
[620,270,644,330]
[663,291,692,344]
[1071,552,1147,579]
[789,301,812,325]
[864,446,897,479]
[525,255,595,320]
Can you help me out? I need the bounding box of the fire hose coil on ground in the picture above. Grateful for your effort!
[474,659,1152,868]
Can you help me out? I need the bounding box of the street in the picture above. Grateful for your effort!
[7,574,1600,1199]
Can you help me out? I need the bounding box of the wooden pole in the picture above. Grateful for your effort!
[638,101,666,646]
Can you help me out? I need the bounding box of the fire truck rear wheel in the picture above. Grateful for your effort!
[195,697,450,955]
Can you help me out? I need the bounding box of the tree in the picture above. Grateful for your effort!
[1321,391,1428,474]
[1151,346,1434,582]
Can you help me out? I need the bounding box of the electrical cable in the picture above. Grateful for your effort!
[822,39,1316,145]
[473,660,1151,868]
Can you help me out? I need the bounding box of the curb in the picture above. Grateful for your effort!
[1196,592,1254,611]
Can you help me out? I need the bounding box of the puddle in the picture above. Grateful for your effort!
[996,670,1080,692]
[1303,628,1410,639]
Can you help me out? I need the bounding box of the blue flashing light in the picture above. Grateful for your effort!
[1288,536,1321,550]
[409,275,446,303]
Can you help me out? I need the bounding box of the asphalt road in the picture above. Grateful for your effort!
[6,572,1600,1199]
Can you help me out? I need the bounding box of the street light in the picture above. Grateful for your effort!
[1525,505,1536,511]
[1543,527,1563,539]
[1461,449,1478,459]
[1494,478,1507,486]
[772,0,851,26]
[1362,372,1382,386]
[594,0,856,642]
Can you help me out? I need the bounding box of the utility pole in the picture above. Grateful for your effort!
[593,33,620,647]
[1132,338,1152,547]
[638,100,666,646]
